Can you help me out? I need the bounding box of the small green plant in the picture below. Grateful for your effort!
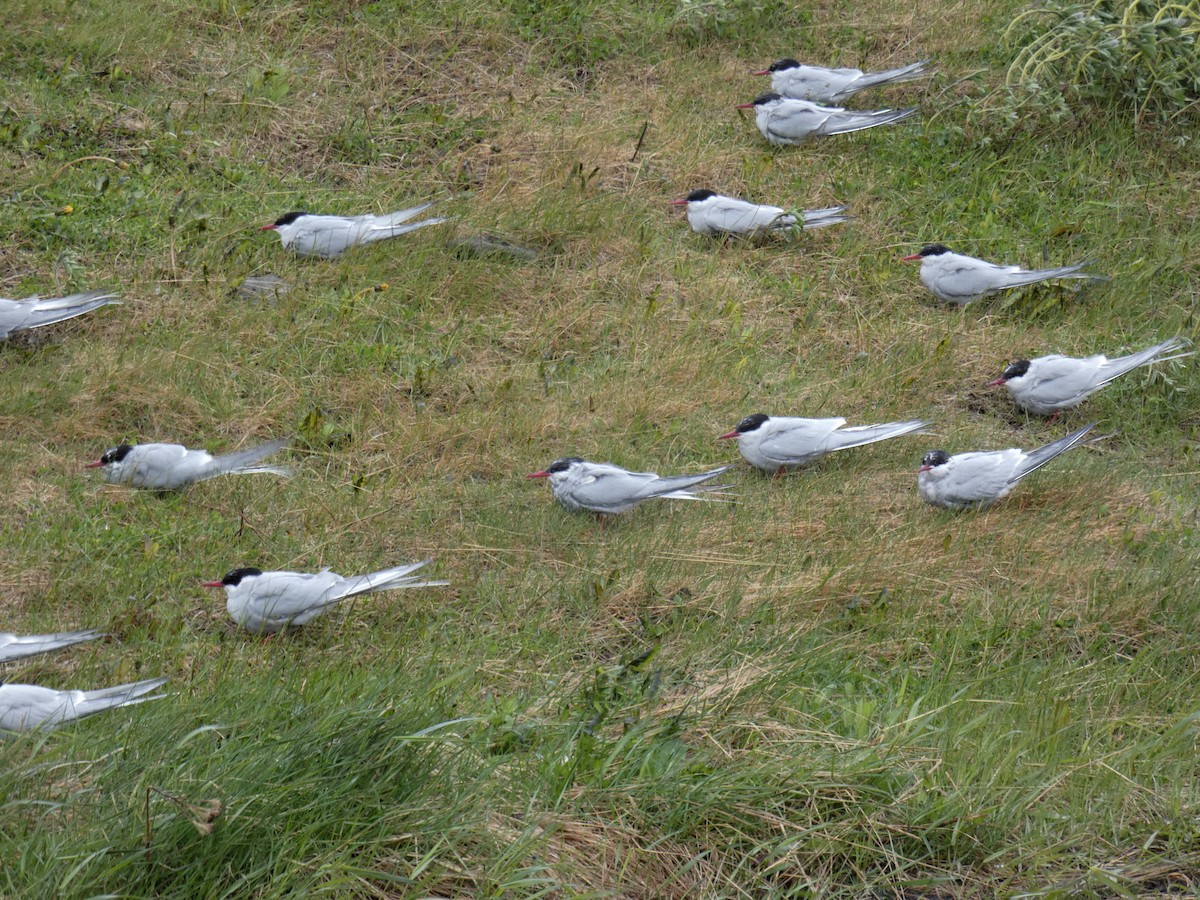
[992,0,1200,125]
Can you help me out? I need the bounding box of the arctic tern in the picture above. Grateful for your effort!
[260,203,447,258]
[990,337,1193,416]
[902,244,1103,305]
[0,290,119,340]
[671,190,850,237]
[527,458,731,516]
[87,438,293,491]
[720,414,930,474]
[736,93,918,146]
[0,629,105,663]
[203,560,448,635]
[752,58,932,103]
[0,677,168,733]
[917,423,1096,510]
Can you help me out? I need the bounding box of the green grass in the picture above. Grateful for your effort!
[3,0,1200,895]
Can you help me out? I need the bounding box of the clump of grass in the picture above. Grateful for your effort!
[986,0,1200,127]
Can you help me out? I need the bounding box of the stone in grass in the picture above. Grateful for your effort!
[448,233,540,263]
[235,274,292,301]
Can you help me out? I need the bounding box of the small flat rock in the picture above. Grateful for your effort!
[236,274,292,300]
[448,233,540,263]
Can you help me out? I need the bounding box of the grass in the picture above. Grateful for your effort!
[2,0,1200,895]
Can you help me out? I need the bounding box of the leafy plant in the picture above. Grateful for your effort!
[991,0,1200,125]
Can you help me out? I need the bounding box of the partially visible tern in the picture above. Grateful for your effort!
[528,458,731,516]
[203,560,449,635]
[87,438,293,491]
[990,337,1192,416]
[0,677,168,732]
[0,629,105,663]
[671,189,850,236]
[0,290,119,340]
[736,93,918,146]
[752,58,932,103]
[260,203,447,258]
[903,244,1104,305]
[721,414,930,474]
[917,423,1097,510]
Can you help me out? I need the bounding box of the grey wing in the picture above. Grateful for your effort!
[298,217,361,257]
[252,572,336,626]
[0,299,37,337]
[766,102,827,142]
[0,685,71,730]
[945,451,1021,501]
[0,629,104,662]
[710,197,789,233]
[757,418,846,464]
[1028,355,1106,405]
[133,444,212,488]
[569,465,661,511]
[929,258,1008,302]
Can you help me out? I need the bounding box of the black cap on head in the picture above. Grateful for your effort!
[685,189,718,202]
[734,413,769,434]
[752,92,783,105]
[272,211,308,228]
[221,567,263,586]
[546,457,583,474]
[100,444,134,465]
[768,58,800,73]
[921,450,950,469]
[1001,359,1031,380]
[917,244,951,257]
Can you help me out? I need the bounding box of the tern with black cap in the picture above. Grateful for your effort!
[203,561,448,635]
[735,93,918,146]
[260,202,447,258]
[87,439,293,491]
[528,458,732,516]
[751,58,932,103]
[917,423,1097,510]
[720,414,930,474]
[989,337,1192,416]
[671,189,850,237]
[902,244,1104,305]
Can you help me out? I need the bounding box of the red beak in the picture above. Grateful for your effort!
[919,465,933,472]
[718,430,740,440]
[669,199,688,206]
[527,471,550,479]
[987,378,1006,386]
[259,224,277,231]
[200,580,225,588]
[84,460,104,468]
[901,253,923,261]
[750,69,769,76]
[734,102,756,109]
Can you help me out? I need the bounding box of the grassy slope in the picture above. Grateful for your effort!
[2,0,1199,896]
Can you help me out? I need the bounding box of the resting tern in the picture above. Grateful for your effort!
[527,458,731,516]
[902,244,1103,305]
[670,189,850,236]
[0,290,119,340]
[990,337,1193,416]
[87,438,293,491]
[203,560,449,635]
[0,677,168,733]
[735,93,918,146]
[917,423,1096,510]
[752,58,932,103]
[260,203,447,258]
[720,414,930,474]
[0,629,106,664]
